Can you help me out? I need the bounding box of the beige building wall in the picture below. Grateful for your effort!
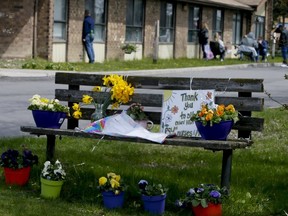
[106,0,127,60]
[143,0,161,58]
[0,0,34,58]
[174,3,188,58]
[66,0,85,62]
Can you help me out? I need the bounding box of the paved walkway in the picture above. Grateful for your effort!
[0,62,281,78]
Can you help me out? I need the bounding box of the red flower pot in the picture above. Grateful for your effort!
[192,203,222,216]
[4,166,31,186]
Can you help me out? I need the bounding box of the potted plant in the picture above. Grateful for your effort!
[121,43,137,54]
[40,160,66,199]
[98,172,127,209]
[72,74,134,121]
[126,103,154,130]
[190,103,239,140]
[28,94,70,128]
[138,179,168,215]
[176,184,228,216]
[0,148,38,186]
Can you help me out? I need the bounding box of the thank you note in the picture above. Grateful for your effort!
[160,90,215,137]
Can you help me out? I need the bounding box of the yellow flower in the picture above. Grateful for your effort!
[205,110,214,121]
[225,104,235,112]
[110,179,120,188]
[115,190,120,195]
[40,97,49,104]
[72,103,80,111]
[115,175,121,182]
[99,177,107,186]
[72,110,82,119]
[216,104,225,117]
[82,95,93,104]
[92,86,102,92]
[107,172,116,178]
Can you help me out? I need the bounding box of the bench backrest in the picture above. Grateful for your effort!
[55,72,264,139]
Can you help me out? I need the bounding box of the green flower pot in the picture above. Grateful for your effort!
[40,177,64,199]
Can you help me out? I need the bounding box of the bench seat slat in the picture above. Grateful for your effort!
[55,73,264,93]
[56,89,263,111]
[20,126,252,151]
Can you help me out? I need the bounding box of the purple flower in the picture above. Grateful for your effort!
[210,190,221,198]
[196,187,204,193]
[138,179,148,190]
[186,188,195,196]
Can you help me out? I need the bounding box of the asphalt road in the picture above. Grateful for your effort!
[0,64,287,137]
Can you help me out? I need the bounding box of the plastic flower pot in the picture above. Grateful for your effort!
[40,177,64,199]
[141,194,166,215]
[195,120,233,140]
[102,191,125,209]
[4,166,31,186]
[192,203,222,216]
[32,110,66,128]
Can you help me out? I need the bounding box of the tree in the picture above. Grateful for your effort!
[273,0,288,25]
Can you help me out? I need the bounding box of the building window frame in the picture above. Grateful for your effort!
[232,12,243,45]
[53,0,67,41]
[85,0,107,42]
[255,16,265,39]
[212,9,224,38]
[159,1,175,43]
[188,5,201,43]
[125,0,145,43]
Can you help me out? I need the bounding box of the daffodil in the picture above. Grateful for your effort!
[99,177,107,186]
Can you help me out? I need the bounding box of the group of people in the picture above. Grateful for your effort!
[198,22,268,62]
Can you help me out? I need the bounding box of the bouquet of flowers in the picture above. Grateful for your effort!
[126,103,148,120]
[176,184,228,208]
[41,160,66,181]
[0,148,38,169]
[98,172,126,195]
[28,94,69,114]
[191,103,238,126]
[138,179,168,196]
[72,74,134,119]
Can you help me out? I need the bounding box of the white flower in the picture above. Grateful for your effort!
[41,160,66,181]
[48,104,54,110]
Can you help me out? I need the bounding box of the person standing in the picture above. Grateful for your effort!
[198,22,209,59]
[82,10,95,63]
[278,25,288,67]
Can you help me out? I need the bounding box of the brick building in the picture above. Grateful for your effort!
[0,0,273,63]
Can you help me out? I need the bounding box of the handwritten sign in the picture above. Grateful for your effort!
[160,90,215,137]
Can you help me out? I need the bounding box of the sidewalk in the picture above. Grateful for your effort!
[0,62,281,78]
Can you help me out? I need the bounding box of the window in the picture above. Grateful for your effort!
[232,12,242,44]
[85,0,106,42]
[159,2,174,43]
[212,9,224,38]
[125,0,144,42]
[188,5,201,43]
[53,0,67,40]
[255,16,265,39]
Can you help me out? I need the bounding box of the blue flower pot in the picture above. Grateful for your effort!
[141,194,166,215]
[195,120,233,140]
[102,191,124,209]
[32,110,66,129]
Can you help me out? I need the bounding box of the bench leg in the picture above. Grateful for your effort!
[46,135,56,161]
[221,149,233,190]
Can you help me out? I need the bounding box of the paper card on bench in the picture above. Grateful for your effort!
[160,89,215,138]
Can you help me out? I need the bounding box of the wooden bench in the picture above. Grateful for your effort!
[21,72,265,189]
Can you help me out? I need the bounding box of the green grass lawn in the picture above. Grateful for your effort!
[0,56,283,72]
[0,108,287,215]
